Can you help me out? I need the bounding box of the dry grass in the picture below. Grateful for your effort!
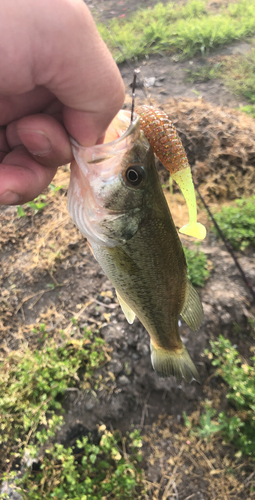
[163,97,255,203]
[143,407,255,499]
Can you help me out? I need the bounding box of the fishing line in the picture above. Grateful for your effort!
[91,1,151,105]
[131,69,140,123]
[195,183,255,303]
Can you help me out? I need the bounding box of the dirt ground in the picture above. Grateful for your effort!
[1,1,255,499]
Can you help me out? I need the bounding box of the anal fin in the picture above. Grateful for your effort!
[116,290,136,324]
[180,279,204,331]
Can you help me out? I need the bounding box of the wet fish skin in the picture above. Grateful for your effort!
[91,154,201,382]
[68,111,203,382]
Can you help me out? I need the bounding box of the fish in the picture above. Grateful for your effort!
[67,109,203,383]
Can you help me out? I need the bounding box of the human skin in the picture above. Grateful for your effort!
[0,0,125,205]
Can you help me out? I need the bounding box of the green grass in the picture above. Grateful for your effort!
[215,46,255,116]
[240,104,255,118]
[183,245,210,286]
[184,62,222,83]
[222,48,255,102]
[213,197,255,250]
[97,0,255,62]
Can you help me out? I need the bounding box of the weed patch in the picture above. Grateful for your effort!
[212,197,255,250]
[17,184,63,217]
[208,336,255,458]
[185,336,255,459]
[0,332,103,486]
[0,330,144,498]
[183,404,224,439]
[14,429,143,499]
[183,245,210,286]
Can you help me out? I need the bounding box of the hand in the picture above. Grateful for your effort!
[0,0,125,205]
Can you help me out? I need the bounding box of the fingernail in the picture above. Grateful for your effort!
[0,191,21,205]
[18,129,52,156]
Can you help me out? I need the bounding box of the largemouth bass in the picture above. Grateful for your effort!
[68,110,203,382]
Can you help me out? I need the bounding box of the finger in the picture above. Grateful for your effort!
[0,127,10,162]
[0,88,55,125]
[0,147,58,205]
[6,114,73,167]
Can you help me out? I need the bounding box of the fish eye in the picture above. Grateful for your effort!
[124,166,144,187]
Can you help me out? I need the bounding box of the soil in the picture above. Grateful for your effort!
[1,1,255,499]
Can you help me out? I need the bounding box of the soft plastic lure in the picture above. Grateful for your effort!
[136,105,206,240]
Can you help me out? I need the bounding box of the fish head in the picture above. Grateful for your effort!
[68,110,157,247]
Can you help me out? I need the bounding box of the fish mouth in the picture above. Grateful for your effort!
[69,110,140,167]
[67,110,142,248]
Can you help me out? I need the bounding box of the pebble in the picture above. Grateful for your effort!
[85,399,96,411]
[119,340,128,352]
[221,312,232,325]
[137,342,149,356]
[132,352,140,360]
[109,359,123,375]
[118,375,130,385]
[127,334,138,347]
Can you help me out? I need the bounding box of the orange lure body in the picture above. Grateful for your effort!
[136,105,189,174]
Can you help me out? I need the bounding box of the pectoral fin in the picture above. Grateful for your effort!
[108,246,139,275]
[180,280,204,331]
[116,290,136,324]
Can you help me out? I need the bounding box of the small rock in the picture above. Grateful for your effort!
[202,303,214,317]
[127,334,138,347]
[132,352,140,360]
[78,293,86,301]
[221,312,232,325]
[118,375,130,386]
[85,399,95,411]
[70,255,77,265]
[100,325,116,341]
[144,76,156,87]
[109,359,123,375]
[103,297,111,305]
[137,342,149,356]
[119,340,128,352]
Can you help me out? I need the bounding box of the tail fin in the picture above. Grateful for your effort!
[150,342,200,383]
